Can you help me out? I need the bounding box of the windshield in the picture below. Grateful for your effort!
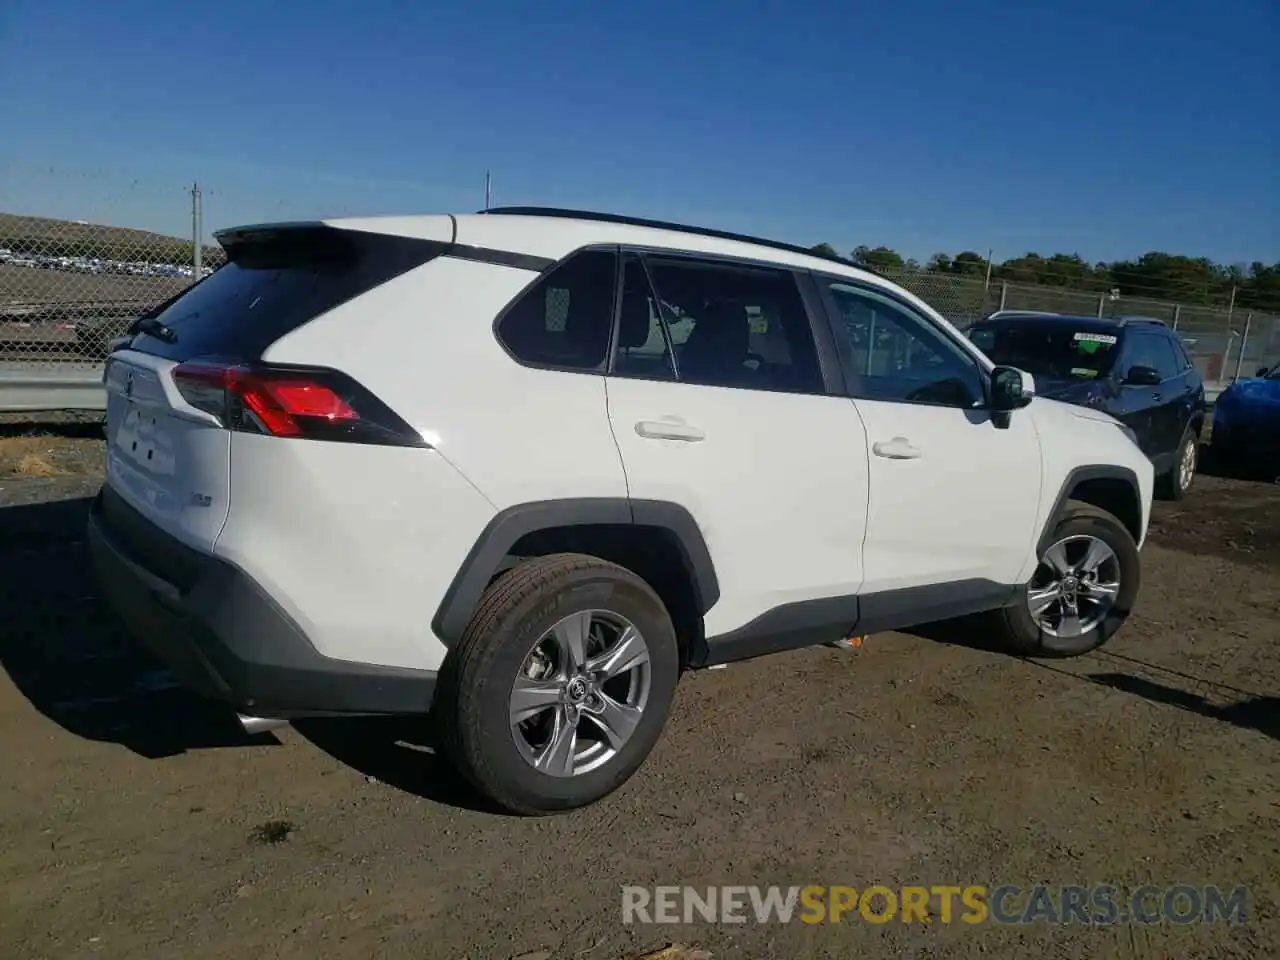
[967,323,1121,380]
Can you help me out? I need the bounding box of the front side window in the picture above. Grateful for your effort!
[495,249,616,371]
[825,281,985,407]
[967,322,1120,381]
[614,254,824,394]
[1123,331,1180,382]
[1146,334,1183,381]
[1170,335,1195,372]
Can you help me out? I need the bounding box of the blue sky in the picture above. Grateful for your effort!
[1,0,1275,264]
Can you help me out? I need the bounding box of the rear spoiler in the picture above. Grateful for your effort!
[213,222,354,267]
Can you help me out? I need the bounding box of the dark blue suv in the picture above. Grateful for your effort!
[966,312,1208,500]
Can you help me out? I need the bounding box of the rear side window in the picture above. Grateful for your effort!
[129,227,444,361]
[495,250,617,371]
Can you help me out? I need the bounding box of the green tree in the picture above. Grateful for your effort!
[926,253,953,274]
[851,245,905,272]
[950,251,989,278]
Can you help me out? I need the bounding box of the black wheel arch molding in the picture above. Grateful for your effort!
[430,497,720,645]
[1036,464,1144,555]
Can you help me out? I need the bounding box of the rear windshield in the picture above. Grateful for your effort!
[967,322,1122,380]
[127,227,444,361]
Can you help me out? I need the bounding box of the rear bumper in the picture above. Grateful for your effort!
[86,487,437,718]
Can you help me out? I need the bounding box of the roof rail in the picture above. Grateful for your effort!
[477,205,879,275]
[981,309,1063,321]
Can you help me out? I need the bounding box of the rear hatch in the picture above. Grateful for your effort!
[103,222,448,556]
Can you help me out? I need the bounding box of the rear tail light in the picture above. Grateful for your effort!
[171,360,428,447]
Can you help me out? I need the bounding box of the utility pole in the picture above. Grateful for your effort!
[191,182,203,279]
[484,171,491,211]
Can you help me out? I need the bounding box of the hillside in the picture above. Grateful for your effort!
[0,212,220,265]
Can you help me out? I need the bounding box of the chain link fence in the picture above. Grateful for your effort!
[881,269,1277,392]
[0,176,1275,411]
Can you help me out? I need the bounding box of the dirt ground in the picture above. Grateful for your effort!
[0,424,1276,960]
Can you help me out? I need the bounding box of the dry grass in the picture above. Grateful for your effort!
[630,947,711,960]
[0,437,64,477]
[0,418,107,480]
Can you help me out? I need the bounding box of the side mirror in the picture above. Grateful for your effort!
[1257,367,1270,378]
[991,365,1034,411]
[1122,365,1161,386]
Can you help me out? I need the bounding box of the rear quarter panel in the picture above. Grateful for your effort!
[215,436,496,671]
[262,256,629,508]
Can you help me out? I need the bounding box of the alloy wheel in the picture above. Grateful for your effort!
[1026,535,1122,638]
[1179,438,1197,491]
[508,610,652,777]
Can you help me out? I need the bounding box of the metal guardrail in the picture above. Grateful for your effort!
[0,364,108,412]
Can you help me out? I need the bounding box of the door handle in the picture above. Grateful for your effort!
[635,420,706,442]
[1152,392,1163,402]
[872,437,922,460]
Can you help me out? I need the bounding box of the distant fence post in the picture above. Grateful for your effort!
[1171,304,1180,331]
[1220,286,1238,384]
[998,281,1007,311]
[191,182,203,280]
[1233,313,1253,382]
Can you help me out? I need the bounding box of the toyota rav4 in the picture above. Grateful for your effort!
[88,207,1154,815]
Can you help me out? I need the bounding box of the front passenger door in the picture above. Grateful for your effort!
[815,276,1042,600]
[1144,331,1193,459]
[1115,331,1169,464]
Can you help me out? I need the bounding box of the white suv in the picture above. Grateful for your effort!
[88,208,1154,814]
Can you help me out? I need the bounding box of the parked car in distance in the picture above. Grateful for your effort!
[966,312,1207,500]
[87,208,1154,815]
[1210,364,1280,477]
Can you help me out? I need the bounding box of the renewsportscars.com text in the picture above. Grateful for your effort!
[621,884,1248,926]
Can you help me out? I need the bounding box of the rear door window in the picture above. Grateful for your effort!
[631,255,824,394]
[129,227,445,362]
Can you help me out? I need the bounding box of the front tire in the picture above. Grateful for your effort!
[992,501,1140,658]
[435,553,680,815]
[1156,427,1197,501]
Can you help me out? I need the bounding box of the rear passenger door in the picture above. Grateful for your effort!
[604,251,871,641]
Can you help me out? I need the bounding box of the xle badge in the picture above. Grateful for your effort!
[190,493,213,507]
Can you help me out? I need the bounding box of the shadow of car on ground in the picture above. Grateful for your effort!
[0,492,502,811]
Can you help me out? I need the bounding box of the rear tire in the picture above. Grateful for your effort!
[435,553,680,815]
[991,501,1140,658]
[1156,427,1197,501]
